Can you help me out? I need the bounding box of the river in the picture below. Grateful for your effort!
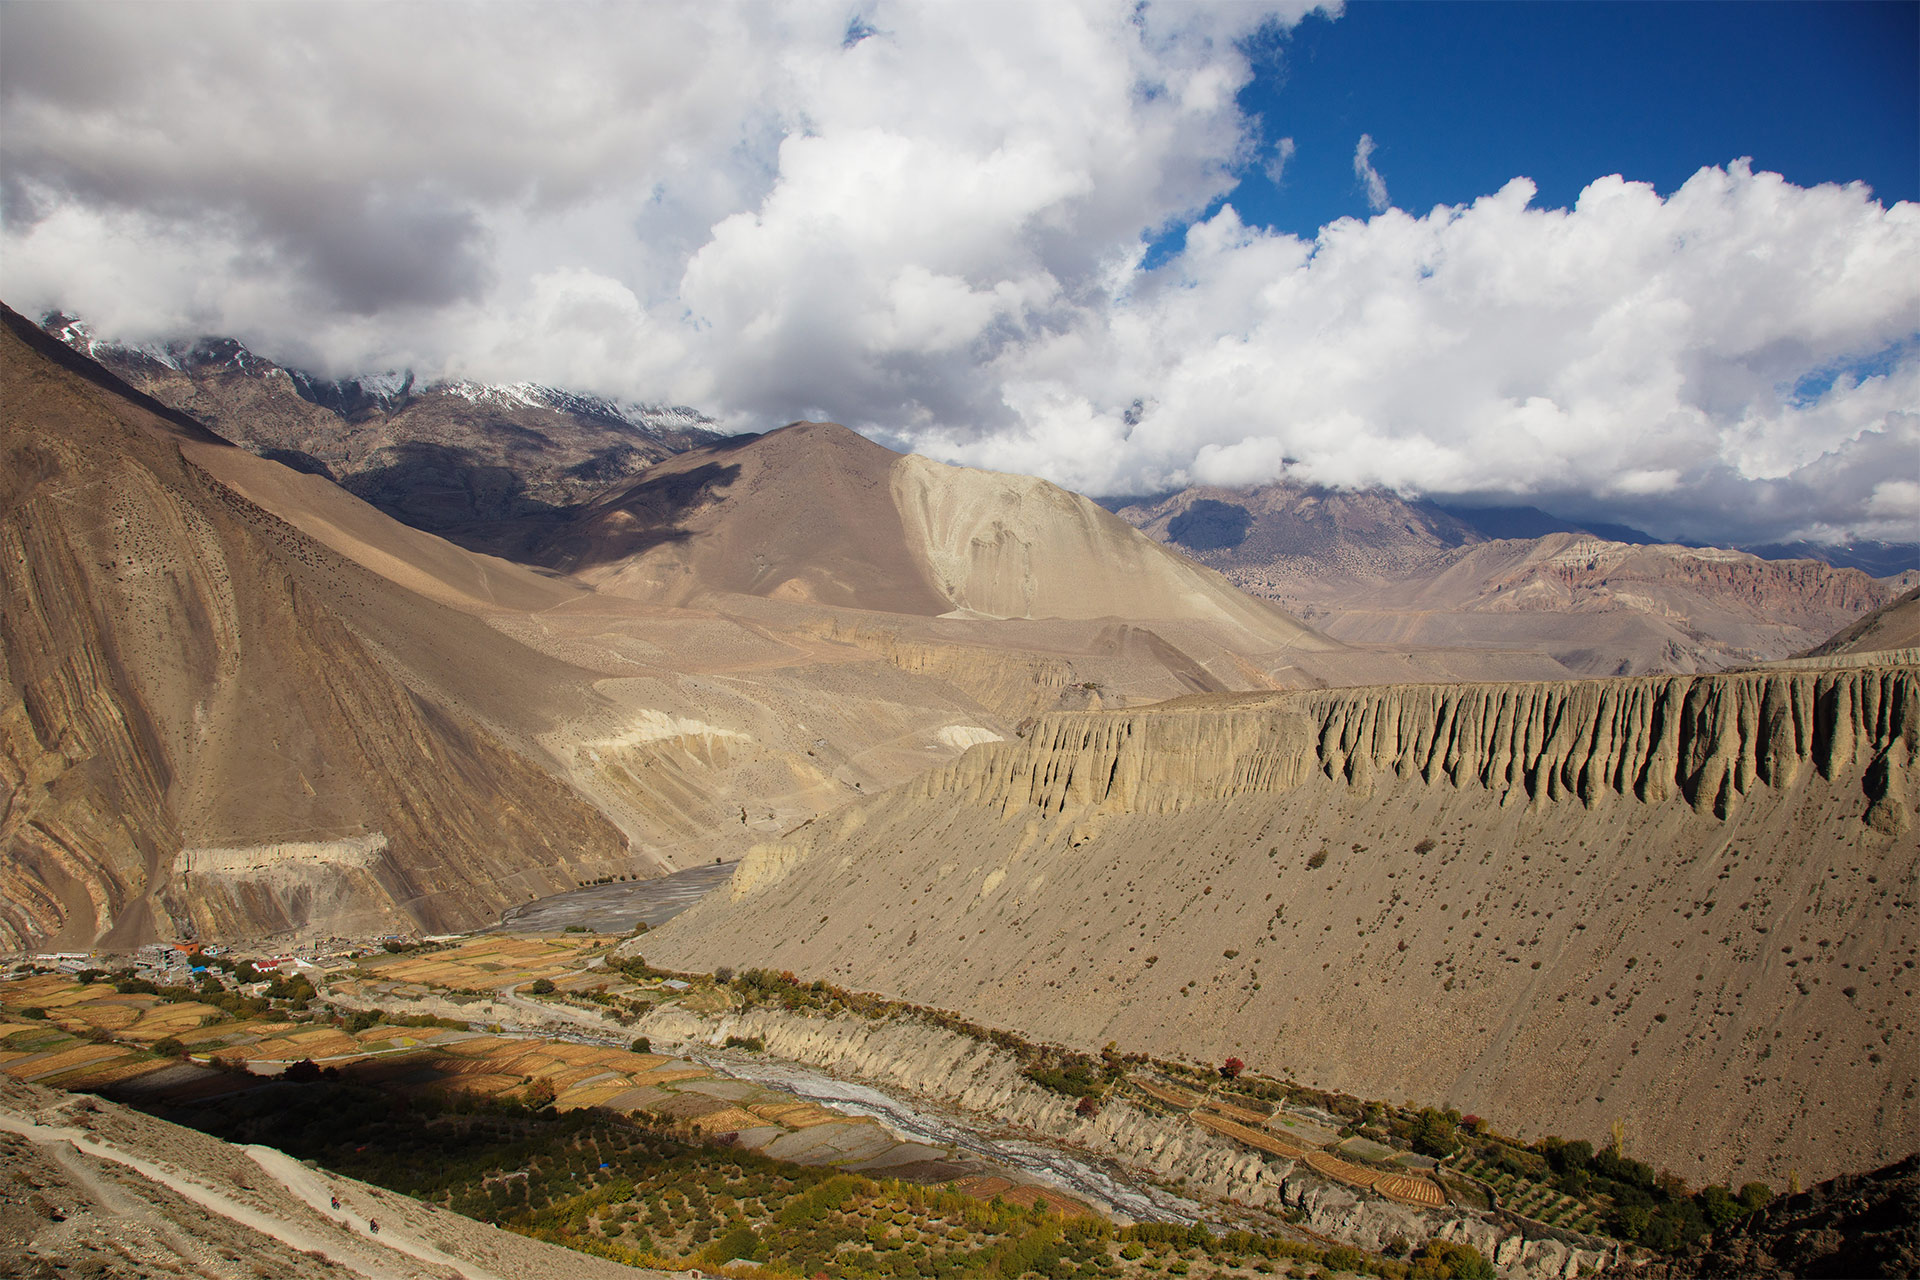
[492,862,1200,1223]
[689,1051,1205,1225]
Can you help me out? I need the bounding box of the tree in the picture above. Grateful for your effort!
[631,1036,652,1054]
[524,1077,557,1109]
[527,977,555,995]
[1411,1108,1458,1158]
[1219,1057,1245,1080]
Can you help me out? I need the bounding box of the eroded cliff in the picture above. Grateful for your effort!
[638,661,1920,1187]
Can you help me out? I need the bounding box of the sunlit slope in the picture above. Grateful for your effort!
[636,663,1920,1188]
[0,307,628,946]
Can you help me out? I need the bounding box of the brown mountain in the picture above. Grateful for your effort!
[1116,484,1916,675]
[0,306,632,948]
[12,309,1574,948]
[634,659,1920,1189]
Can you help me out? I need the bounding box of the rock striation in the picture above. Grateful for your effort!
[1,306,630,948]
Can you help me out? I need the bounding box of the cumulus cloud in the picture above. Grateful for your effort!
[3,1,1916,546]
[1352,133,1390,211]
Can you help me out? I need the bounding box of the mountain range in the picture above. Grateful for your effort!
[5,300,1916,1199]
[1114,484,1917,676]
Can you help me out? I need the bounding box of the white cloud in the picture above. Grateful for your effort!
[1352,133,1390,212]
[1265,136,1297,186]
[3,3,1916,546]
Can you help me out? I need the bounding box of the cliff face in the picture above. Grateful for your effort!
[638,661,1920,1187]
[1,309,629,947]
[929,668,1915,828]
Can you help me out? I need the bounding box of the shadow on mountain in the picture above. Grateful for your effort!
[258,448,337,481]
[339,442,567,537]
[537,460,743,571]
[1168,499,1252,550]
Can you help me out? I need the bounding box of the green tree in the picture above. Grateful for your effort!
[1411,1107,1459,1157]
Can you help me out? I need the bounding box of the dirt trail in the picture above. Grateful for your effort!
[0,1111,419,1278]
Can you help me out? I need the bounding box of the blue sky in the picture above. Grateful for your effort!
[4,1,1916,545]
[1227,1,1918,237]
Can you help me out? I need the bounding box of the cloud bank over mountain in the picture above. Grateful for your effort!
[3,0,1915,545]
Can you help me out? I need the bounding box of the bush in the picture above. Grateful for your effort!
[1220,1057,1246,1080]
[723,1035,766,1052]
[527,978,556,995]
[151,1037,186,1057]
[631,1037,652,1054]
[1410,1239,1495,1280]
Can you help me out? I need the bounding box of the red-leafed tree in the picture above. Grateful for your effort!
[1220,1057,1245,1080]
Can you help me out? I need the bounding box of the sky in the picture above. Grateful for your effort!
[2,0,1916,547]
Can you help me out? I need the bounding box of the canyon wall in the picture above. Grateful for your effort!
[638,662,1920,1186]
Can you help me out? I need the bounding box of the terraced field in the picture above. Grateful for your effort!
[1455,1153,1603,1233]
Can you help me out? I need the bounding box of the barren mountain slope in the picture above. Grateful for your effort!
[1118,485,1916,675]
[15,319,1466,942]
[531,422,1578,691]
[636,661,1920,1188]
[0,307,631,947]
[1796,586,1920,658]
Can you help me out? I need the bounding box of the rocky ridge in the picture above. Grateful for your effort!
[40,312,717,550]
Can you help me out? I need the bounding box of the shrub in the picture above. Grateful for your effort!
[1307,850,1329,869]
[631,1037,652,1054]
[1410,1239,1495,1280]
[151,1037,186,1057]
[527,978,556,995]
